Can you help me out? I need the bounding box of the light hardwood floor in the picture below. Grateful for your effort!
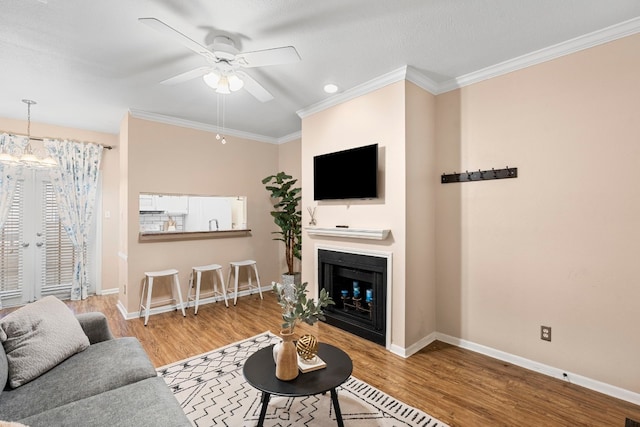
[3,293,639,426]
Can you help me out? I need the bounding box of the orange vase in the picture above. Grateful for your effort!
[275,329,299,381]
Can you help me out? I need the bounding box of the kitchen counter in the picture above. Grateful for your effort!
[138,229,251,242]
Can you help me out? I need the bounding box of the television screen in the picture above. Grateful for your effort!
[313,143,378,200]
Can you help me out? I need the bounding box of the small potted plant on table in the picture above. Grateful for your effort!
[271,281,334,380]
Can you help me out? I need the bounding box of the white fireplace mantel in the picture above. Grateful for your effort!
[305,226,390,240]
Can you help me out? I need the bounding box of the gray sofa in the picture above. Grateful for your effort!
[0,312,190,427]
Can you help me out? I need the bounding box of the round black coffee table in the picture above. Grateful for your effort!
[243,342,353,427]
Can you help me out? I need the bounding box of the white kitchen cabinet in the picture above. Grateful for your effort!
[139,194,157,211]
[156,195,189,214]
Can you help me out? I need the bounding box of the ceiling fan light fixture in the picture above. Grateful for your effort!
[206,72,243,94]
[140,18,300,103]
[203,71,221,89]
[228,74,244,91]
[215,75,231,94]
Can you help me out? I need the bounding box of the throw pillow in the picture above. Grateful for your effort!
[0,296,90,388]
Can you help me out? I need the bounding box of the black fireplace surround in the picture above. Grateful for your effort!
[318,249,386,345]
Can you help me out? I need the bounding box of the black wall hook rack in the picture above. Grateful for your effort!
[441,167,517,184]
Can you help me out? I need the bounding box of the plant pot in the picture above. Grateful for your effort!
[281,272,301,286]
[274,329,299,381]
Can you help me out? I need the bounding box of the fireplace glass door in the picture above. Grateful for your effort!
[318,249,386,345]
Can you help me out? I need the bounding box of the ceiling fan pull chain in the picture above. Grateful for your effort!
[221,95,227,144]
[215,95,221,141]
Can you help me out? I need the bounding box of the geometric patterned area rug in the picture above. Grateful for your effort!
[157,331,449,427]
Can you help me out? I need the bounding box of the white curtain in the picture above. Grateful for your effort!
[0,134,25,231]
[44,139,103,300]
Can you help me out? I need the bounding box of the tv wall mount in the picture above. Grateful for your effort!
[441,166,517,184]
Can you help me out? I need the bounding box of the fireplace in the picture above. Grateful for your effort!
[317,249,387,345]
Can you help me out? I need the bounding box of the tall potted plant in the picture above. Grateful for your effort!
[262,172,302,283]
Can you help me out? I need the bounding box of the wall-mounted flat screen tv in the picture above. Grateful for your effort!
[313,143,378,200]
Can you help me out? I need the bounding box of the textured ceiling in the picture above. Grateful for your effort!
[1,0,639,141]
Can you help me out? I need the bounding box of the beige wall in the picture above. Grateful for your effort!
[435,34,640,393]
[405,82,438,346]
[301,81,437,349]
[0,117,119,294]
[278,138,301,179]
[118,115,282,314]
[117,115,129,299]
[3,29,638,398]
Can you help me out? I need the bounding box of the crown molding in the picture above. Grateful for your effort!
[276,131,302,144]
[296,66,440,119]
[438,16,640,93]
[128,108,280,144]
[299,66,422,119]
[129,19,640,140]
[296,66,406,118]
[297,17,640,117]
[405,67,440,95]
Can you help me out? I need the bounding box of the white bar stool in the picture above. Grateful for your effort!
[226,260,263,306]
[187,264,229,314]
[139,269,186,326]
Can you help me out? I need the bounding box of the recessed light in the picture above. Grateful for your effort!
[323,83,338,94]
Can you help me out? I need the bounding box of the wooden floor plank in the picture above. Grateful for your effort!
[1,293,639,426]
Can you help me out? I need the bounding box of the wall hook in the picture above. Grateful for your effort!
[440,166,518,184]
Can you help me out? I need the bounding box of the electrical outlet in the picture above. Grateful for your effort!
[541,325,552,341]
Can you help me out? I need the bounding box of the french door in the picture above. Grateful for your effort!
[0,169,91,307]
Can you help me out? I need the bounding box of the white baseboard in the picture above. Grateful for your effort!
[122,302,187,320]
[107,285,640,406]
[390,332,438,358]
[435,332,640,406]
[97,288,119,296]
[184,295,230,309]
[116,286,267,320]
[115,299,128,320]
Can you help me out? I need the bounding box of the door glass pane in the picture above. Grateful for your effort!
[0,173,94,307]
[41,180,75,296]
[0,180,24,296]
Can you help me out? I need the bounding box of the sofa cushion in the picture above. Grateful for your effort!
[18,377,191,427]
[0,343,8,394]
[0,296,90,388]
[0,337,157,421]
[75,312,114,344]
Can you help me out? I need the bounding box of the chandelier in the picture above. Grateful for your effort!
[0,99,57,168]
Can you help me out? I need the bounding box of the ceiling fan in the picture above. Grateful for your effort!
[139,17,301,102]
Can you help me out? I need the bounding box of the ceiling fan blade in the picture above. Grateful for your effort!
[236,71,274,102]
[139,17,216,62]
[160,66,211,85]
[237,46,300,68]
